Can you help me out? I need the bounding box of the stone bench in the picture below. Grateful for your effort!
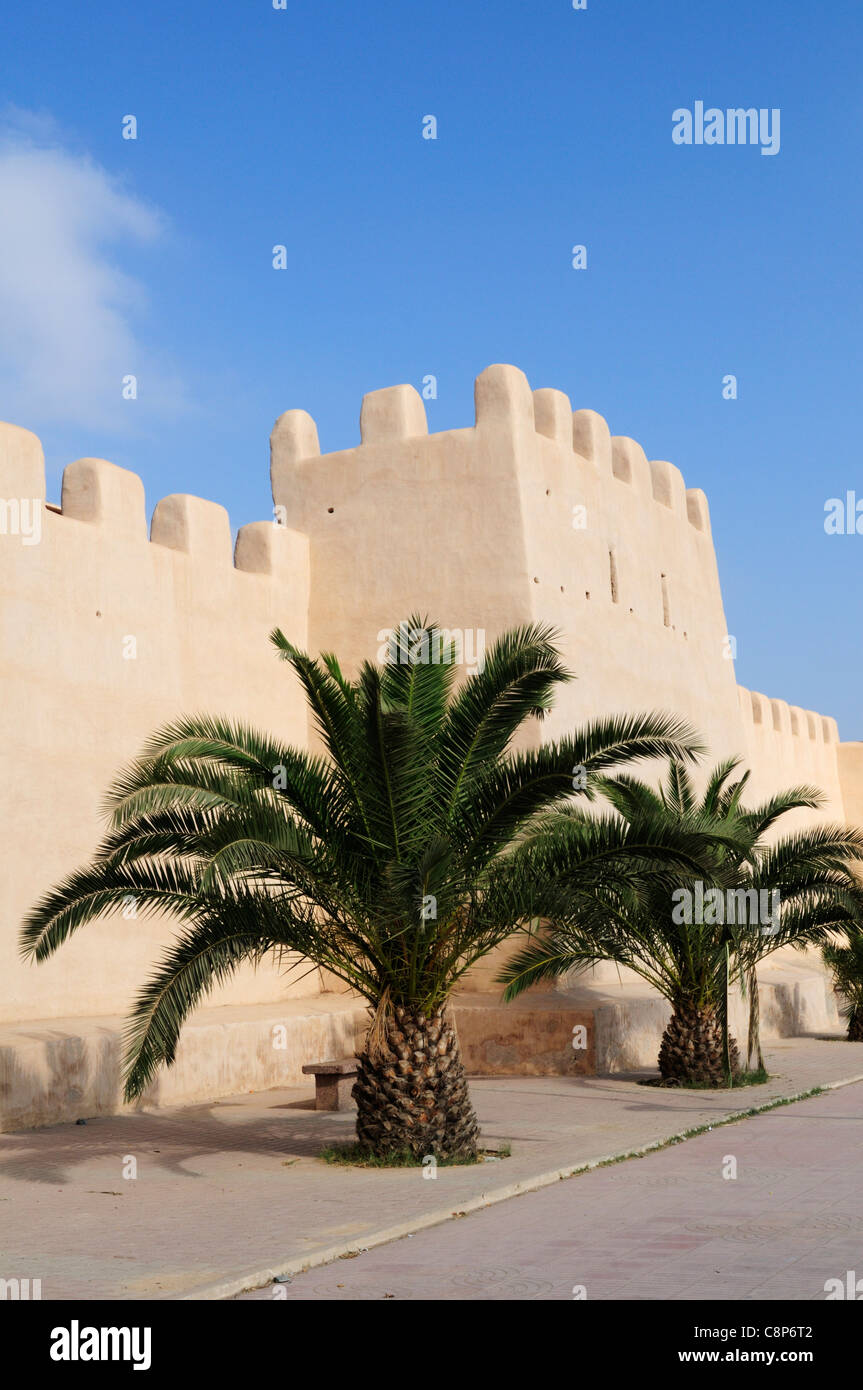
[301,1059,358,1111]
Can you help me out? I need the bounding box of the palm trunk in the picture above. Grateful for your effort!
[720,944,733,1087]
[746,965,765,1071]
[659,999,741,1086]
[847,1006,863,1042]
[353,1003,479,1159]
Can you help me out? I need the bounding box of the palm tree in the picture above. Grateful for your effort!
[21,618,706,1158]
[822,932,863,1040]
[500,758,863,1086]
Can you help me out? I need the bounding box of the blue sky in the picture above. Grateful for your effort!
[1,0,861,734]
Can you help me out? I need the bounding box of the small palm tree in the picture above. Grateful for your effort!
[21,618,705,1158]
[822,932,863,1040]
[500,758,863,1086]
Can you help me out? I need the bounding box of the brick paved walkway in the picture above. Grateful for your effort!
[2,1037,861,1300]
[238,1082,863,1301]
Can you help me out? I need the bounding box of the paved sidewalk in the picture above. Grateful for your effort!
[1,1036,862,1301]
[236,1082,863,1301]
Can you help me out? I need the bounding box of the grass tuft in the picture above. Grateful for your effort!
[319,1142,510,1168]
[638,1066,771,1090]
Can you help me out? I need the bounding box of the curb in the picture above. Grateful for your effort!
[181,1069,863,1301]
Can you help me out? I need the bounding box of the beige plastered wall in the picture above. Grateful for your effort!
[0,364,852,1025]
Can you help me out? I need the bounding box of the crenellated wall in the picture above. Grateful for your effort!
[270,367,744,762]
[0,424,311,1021]
[270,364,846,812]
[0,364,853,1030]
[270,368,537,687]
[737,686,845,823]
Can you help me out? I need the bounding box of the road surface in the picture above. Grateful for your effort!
[237,1083,863,1300]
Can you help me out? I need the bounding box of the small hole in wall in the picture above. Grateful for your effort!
[683,631,687,639]
[327,507,334,513]
[545,489,551,496]
[560,585,565,592]
[629,607,634,614]
[96,611,101,618]
[533,577,539,584]
[585,591,590,599]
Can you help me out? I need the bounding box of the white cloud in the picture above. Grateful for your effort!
[0,110,188,432]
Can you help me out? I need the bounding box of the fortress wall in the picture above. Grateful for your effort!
[0,424,312,1022]
[272,365,744,766]
[272,363,848,819]
[736,686,845,825]
[518,376,744,763]
[270,369,538,688]
[271,364,848,996]
[735,689,847,985]
[838,742,863,830]
[273,364,788,778]
[0,365,851,1034]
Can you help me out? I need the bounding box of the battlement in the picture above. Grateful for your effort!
[270,364,712,536]
[266,363,725,690]
[0,368,850,1029]
[0,422,307,583]
[1,367,711,588]
[737,685,839,745]
[735,683,844,822]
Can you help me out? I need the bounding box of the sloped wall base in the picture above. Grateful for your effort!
[0,965,844,1132]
